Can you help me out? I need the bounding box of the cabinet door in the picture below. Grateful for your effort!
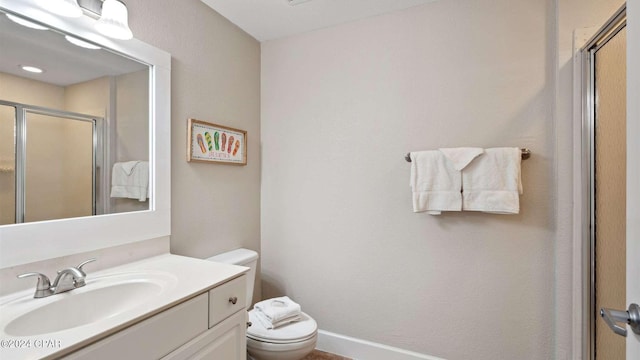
[163,310,247,360]
[67,293,208,360]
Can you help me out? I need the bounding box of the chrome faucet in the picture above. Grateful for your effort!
[18,258,96,298]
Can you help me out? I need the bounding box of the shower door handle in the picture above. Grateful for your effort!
[600,303,640,337]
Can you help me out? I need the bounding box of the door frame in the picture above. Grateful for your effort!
[573,4,627,360]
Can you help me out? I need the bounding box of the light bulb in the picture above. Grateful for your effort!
[6,14,49,30]
[95,0,133,40]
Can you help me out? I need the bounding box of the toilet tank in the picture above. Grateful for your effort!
[207,248,258,308]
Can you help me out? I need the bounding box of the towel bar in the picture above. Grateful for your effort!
[404,148,531,162]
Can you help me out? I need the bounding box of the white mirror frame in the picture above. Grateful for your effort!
[0,0,171,268]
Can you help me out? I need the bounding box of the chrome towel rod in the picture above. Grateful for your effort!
[404,148,531,162]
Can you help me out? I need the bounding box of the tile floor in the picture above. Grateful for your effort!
[301,349,352,360]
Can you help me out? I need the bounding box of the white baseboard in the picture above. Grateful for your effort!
[316,330,446,360]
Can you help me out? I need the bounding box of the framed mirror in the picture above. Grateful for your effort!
[1,11,151,224]
[0,0,171,268]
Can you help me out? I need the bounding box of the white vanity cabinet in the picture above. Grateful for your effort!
[162,275,247,360]
[67,275,247,360]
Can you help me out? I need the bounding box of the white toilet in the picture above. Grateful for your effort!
[208,249,318,360]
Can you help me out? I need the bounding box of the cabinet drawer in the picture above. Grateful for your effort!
[209,275,246,328]
[67,293,208,360]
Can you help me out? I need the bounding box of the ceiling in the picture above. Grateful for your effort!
[200,0,439,42]
[0,12,146,87]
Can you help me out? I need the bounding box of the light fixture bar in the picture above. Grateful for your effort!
[77,0,103,17]
[65,35,102,49]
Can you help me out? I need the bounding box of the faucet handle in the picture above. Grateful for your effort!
[77,258,97,272]
[17,272,52,298]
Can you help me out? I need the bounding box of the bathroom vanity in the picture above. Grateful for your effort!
[0,255,248,359]
[0,2,250,359]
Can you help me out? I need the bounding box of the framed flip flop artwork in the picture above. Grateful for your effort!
[187,118,247,165]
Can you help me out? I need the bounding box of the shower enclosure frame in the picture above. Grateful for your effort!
[578,4,626,360]
[0,99,106,223]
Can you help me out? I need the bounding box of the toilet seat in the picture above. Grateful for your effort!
[247,310,317,344]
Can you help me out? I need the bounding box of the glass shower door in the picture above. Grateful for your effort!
[1,99,101,224]
[593,25,627,360]
[23,111,95,222]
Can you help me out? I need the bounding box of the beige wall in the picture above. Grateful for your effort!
[0,72,65,109]
[115,70,148,162]
[64,76,110,117]
[112,70,150,213]
[261,0,554,358]
[124,0,262,299]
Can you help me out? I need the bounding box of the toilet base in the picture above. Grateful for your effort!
[246,333,317,360]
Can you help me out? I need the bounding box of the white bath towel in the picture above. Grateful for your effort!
[461,147,522,214]
[253,296,302,329]
[410,151,462,215]
[438,148,484,171]
[110,161,149,202]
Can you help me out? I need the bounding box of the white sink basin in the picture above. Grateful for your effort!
[1,271,176,336]
[0,254,247,360]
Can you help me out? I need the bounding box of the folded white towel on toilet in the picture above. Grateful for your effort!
[253,311,302,330]
[253,296,302,329]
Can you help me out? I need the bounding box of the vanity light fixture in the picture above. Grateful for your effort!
[36,0,83,18]
[34,0,134,40]
[95,0,133,40]
[20,65,44,73]
[65,35,102,49]
[6,14,49,30]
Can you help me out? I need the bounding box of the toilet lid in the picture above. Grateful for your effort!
[247,309,317,343]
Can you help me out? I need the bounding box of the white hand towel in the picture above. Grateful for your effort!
[438,148,484,171]
[253,296,301,324]
[120,161,140,175]
[410,151,462,215]
[110,161,149,202]
[461,147,522,214]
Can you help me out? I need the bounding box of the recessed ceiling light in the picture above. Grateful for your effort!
[6,14,49,30]
[65,35,101,50]
[20,65,44,74]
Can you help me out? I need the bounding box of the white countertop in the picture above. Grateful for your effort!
[0,254,248,359]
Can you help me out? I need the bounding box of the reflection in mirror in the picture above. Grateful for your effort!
[0,10,150,225]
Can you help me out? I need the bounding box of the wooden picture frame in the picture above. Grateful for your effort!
[187,118,247,165]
